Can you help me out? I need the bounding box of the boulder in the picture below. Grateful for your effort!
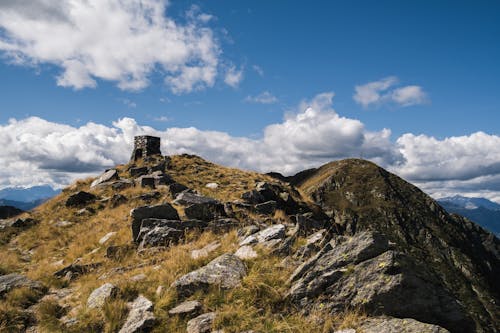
[138,225,183,249]
[287,232,473,333]
[0,274,45,297]
[87,283,119,309]
[234,245,258,260]
[118,295,156,333]
[129,167,148,177]
[173,192,219,206]
[130,204,180,242]
[110,179,134,191]
[239,224,286,246]
[355,317,450,332]
[241,190,265,204]
[54,263,101,281]
[90,169,119,188]
[136,176,156,188]
[168,300,202,317]
[237,225,260,239]
[186,312,216,333]
[184,202,226,221]
[10,217,37,228]
[65,191,97,207]
[110,194,127,207]
[166,183,189,197]
[172,254,246,297]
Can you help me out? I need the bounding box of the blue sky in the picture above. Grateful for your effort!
[0,1,500,201]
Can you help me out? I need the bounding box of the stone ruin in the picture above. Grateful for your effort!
[130,136,162,162]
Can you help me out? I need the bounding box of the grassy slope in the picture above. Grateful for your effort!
[0,155,362,333]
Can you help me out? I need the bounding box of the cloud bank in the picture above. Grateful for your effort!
[0,0,229,93]
[2,92,499,202]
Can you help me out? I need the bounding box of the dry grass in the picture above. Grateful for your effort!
[0,154,364,332]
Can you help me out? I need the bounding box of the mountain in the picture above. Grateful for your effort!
[0,185,60,210]
[438,195,500,236]
[0,152,498,332]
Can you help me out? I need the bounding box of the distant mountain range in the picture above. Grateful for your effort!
[438,195,500,237]
[0,185,60,211]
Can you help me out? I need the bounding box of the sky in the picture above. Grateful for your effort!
[0,0,500,202]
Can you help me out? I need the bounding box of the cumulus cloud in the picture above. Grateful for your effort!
[0,92,400,188]
[0,0,220,93]
[2,93,499,203]
[244,91,278,104]
[354,77,428,108]
[224,65,244,88]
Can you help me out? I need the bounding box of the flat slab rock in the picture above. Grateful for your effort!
[130,204,180,242]
[87,283,119,309]
[0,273,45,296]
[343,317,450,333]
[187,312,216,333]
[239,224,285,246]
[118,295,156,333]
[168,300,202,316]
[90,169,119,187]
[172,254,246,297]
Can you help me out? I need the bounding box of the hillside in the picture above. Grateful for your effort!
[0,150,498,332]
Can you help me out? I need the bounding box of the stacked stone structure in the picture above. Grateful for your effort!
[130,136,161,162]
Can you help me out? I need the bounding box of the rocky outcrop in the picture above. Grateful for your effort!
[357,317,450,333]
[168,300,202,317]
[172,254,246,297]
[118,295,156,333]
[288,232,473,332]
[297,159,500,332]
[174,192,225,221]
[0,274,45,297]
[186,312,216,333]
[90,169,119,188]
[65,191,97,207]
[87,283,119,309]
[130,204,180,242]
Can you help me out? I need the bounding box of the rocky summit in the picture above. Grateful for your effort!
[0,140,498,332]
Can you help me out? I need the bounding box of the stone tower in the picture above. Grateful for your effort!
[130,135,161,162]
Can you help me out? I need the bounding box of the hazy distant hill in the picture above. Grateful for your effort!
[0,185,60,210]
[438,195,500,237]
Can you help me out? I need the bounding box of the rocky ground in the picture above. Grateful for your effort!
[0,154,498,332]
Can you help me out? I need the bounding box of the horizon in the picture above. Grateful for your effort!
[1,1,500,203]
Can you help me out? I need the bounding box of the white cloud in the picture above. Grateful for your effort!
[118,98,137,108]
[244,91,278,104]
[2,93,499,203]
[224,65,244,88]
[354,77,428,108]
[0,0,220,93]
[153,116,170,122]
[252,65,264,76]
[0,92,399,188]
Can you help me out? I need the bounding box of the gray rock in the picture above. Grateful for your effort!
[0,273,45,296]
[136,175,156,188]
[172,254,246,297]
[186,312,216,333]
[110,179,134,191]
[184,202,225,221]
[359,317,450,333]
[130,204,180,242]
[237,225,260,239]
[54,263,101,281]
[118,295,156,333]
[91,169,119,188]
[240,224,286,246]
[168,300,202,317]
[65,191,97,207]
[138,225,183,249]
[166,183,189,197]
[174,192,219,206]
[129,166,148,177]
[99,232,117,245]
[110,194,127,207]
[241,190,265,204]
[234,245,258,260]
[287,232,472,333]
[87,283,119,309]
[54,220,73,227]
[254,200,277,215]
[191,242,221,259]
